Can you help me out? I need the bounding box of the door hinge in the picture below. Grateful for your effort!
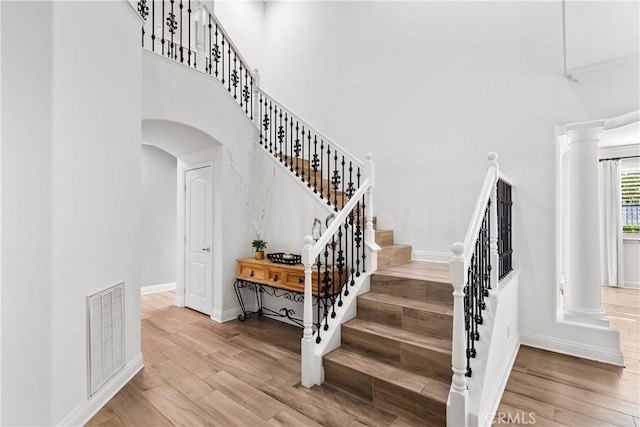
[184,184,187,192]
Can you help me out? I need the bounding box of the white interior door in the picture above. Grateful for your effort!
[185,166,213,314]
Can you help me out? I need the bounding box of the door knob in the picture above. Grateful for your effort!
[202,247,211,252]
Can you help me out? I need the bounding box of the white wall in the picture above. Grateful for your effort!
[214,0,265,73]
[256,2,633,361]
[50,2,142,423]
[2,2,143,425]
[1,3,54,423]
[141,144,177,287]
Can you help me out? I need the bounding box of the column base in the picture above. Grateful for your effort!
[563,306,610,328]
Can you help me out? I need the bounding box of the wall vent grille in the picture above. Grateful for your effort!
[87,282,124,397]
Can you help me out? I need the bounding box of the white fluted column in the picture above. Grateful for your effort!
[565,120,608,327]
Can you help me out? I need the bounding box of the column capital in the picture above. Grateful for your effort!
[565,119,606,145]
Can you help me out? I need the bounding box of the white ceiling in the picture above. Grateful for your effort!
[565,1,639,70]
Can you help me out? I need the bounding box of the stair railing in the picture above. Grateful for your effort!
[300,154,376,387]
[256,90,364,212]
[137,0,363,212]
[448,153,514,426]
[138,0,256,118]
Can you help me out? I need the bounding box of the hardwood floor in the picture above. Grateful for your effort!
[89,287,639,427]
[88,291,410,426]
[495,286,640,426]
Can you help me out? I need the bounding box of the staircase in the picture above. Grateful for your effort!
[323,228,452,425]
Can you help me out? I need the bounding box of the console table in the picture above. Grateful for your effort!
[234,258,345,326]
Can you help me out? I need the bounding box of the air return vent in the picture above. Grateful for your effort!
[87,282,124,397]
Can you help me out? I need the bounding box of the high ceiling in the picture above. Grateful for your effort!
[565,1,639,71]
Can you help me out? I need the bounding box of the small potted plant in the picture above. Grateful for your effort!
[252,238,267,260]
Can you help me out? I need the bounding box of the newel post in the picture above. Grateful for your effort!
[488,152,500,291]
[448,242,469,427]
[252,68,261,129]
[365,153,377,272]
[301,235,315,388]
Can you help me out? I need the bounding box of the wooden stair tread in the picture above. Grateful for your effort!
[359,292,453,315]
[324,348,449,402]
[375,260,450,283]
[343,318,452,353]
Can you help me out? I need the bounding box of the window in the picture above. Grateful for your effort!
[622,170,640,233]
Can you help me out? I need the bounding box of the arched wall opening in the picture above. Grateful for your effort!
[142,118,230,319]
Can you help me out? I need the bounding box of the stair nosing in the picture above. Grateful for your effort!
[343,318,452,354]
[359,291,453,315]
[324,347,449,403]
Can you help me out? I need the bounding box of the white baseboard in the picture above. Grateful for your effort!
[412,250,450,263]
[520,332,624,366]
[623,281,640,289]
[210,307,243,323]
[59,352,144,426]
[141,282,176,295]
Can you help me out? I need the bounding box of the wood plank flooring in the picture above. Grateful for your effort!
[495,286,640,426]
[89,287,639,427]
[88,291,408,426]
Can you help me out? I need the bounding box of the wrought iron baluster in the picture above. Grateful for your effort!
[213,24,219,76]
[306,132,312,187]
[278,109,283,161]
[187,0,191,65]
[312,137,319,192]
[168,0,176,60]
[337,225,344,305]
[316,259,322,344]
[151,0,155,51]
[179,0,183,62]
[268,101,273,153]
[258,94,263,146]
[330,239,336,319]
[161,0,165,55]
[341,156,345,210]
[232,52,238,98]
[323,246,330,331]
[242,68,249,114]
[249,77,253,120]
[283,114,289,165]
[227,42,231,92]
[239,64,243,107]
[332,150,339,210]
[296,127,302,177]
[326,146,332,205]
[349,210,355,286]
[319,140,324,200]
[344,217,350,295]
[207,17,212,74]
[289,121,295,171]
[302,130,308,183]
[272,104,278,158]
[221,37,225,85]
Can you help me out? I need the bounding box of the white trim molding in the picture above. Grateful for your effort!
[141,282,177,295]
[58,352,144,426]
[520,332,624,366]
[412,250,450,263]
[210,307,243,323]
